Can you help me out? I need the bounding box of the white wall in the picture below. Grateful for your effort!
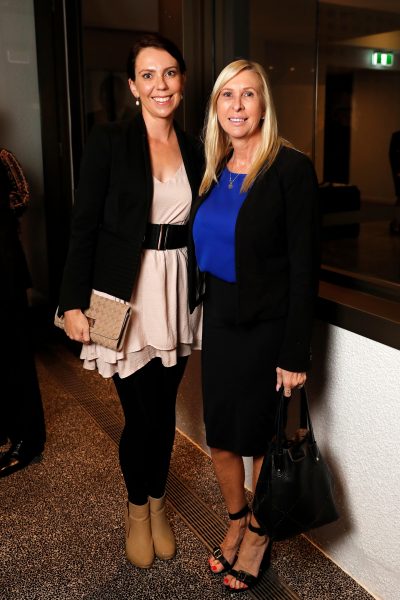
[303,321,400,600]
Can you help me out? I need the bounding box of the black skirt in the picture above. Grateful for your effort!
[202,274,285,456]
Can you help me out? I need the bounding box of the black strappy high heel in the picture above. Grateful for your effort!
[223,522,273,592]
[209,504,250,575]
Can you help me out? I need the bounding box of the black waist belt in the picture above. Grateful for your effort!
[142,223,188,250]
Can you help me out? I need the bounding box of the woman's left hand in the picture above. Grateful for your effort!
[276,367,306,397]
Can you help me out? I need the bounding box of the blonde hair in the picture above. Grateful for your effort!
[199,59,288,196]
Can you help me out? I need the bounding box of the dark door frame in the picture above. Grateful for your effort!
[34,0,85,309]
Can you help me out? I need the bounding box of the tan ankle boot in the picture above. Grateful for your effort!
[125,501,154,568]
[149,494,176,560]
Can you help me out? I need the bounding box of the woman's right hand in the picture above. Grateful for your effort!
[63,309,91,344]
[276,367,306,397]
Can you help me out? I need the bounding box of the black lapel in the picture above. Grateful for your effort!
[126,114,153,210]
[174,121,201,199]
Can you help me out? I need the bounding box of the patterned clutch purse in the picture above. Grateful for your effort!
[54,292,132,351]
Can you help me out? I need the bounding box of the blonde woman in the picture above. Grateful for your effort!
[189,60,320,592]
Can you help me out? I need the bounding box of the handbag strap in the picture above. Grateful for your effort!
[299,387,316,444]
[275,386,318,455]
[275,390,287,455]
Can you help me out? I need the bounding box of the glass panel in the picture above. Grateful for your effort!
[317,0,400,288]
[80,1,214,138]
[81,0,155,135]
[213,0,317,158]
[0,0,47,303]
[249,0,317,158]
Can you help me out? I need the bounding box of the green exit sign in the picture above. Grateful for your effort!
[372,51,394,66]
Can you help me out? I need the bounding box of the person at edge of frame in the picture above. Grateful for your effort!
[0,146,46,478]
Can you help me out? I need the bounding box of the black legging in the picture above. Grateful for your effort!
[113,356,188,505]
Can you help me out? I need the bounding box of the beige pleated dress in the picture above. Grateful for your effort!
[80,163,202,378]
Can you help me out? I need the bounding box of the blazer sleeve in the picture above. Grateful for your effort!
[58,125,112,314]
[277,151,320,372]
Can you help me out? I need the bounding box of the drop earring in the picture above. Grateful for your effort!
[135,97,140,106]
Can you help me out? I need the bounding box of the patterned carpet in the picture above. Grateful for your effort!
[0,341,375,600]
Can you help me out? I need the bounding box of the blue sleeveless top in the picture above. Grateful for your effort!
[193,167,248,283]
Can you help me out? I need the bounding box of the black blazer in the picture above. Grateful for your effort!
[189,145,320,372]
[58,114,202,314]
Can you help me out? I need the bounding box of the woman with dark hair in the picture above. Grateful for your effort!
[57,33,202,568]
[189,59,319,591]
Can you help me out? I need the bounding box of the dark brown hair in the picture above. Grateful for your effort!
[126,33,186,80]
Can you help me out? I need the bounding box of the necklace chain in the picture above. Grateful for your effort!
[228,170,242,189]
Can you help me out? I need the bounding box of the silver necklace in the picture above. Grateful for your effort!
[228,170,241,189]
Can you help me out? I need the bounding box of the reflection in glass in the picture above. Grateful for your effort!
[249,0,317,158]
[77,0,400,289]
[317,0,400,286]
[86,72,136,131]
[81,1,149,135]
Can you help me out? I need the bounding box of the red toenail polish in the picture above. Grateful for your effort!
[211,565,217,571]
[224,578,229,584]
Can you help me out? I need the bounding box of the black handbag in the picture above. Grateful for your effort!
[252,387,339,541]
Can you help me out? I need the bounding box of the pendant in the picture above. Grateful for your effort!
[228,182,233,189]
